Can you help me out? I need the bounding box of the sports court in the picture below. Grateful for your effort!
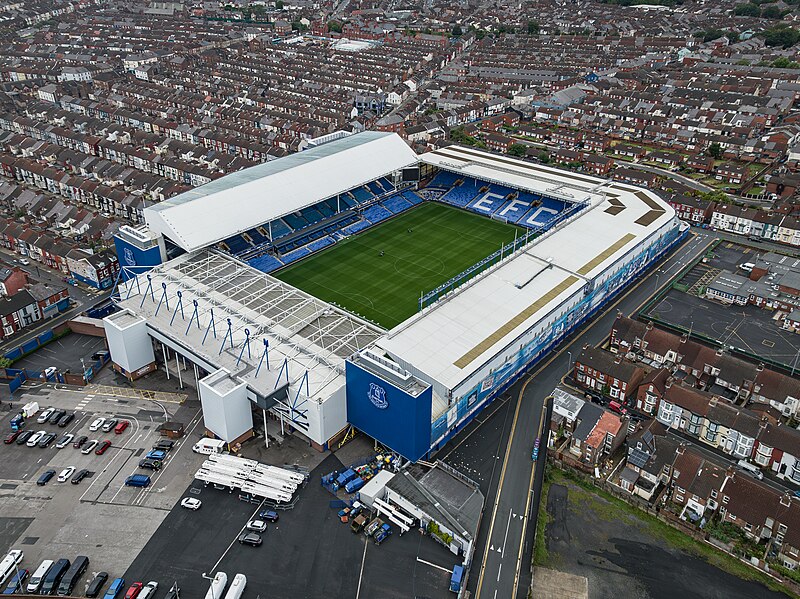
[275,202,522,328]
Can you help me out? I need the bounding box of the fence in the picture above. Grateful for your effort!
[2,323,70,363]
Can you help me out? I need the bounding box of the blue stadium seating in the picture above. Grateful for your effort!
[317,202,335,218]
[268,218,292,239]
[441,180,481,207]
[283,213,308,230]
[351,187,373,204]
[248,228,268,245]
[367,181,383,196]
[468,189,508,215]
[430,171,460,188]
[381,195,412,214]
[341,196,358,209]
[224,234,251,255]
[307,236,334,253]
[363,204,392,224]
[301,206,324,224]
[402,190,423,205]
[247,254,283,273]
[342,220,371,235]
[281,246,310,265]
[379,177,395,192]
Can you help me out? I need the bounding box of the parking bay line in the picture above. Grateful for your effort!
[208,499,266,574]
[416,557,451,574]
[355,538,369,599]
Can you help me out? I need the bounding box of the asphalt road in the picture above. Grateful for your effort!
[441,229,716,599]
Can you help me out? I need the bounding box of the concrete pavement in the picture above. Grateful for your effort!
[445,229,717,599]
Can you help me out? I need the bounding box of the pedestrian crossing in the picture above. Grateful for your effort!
[75,394,95,410]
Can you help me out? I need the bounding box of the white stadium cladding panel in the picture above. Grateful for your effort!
[107,132,686,461]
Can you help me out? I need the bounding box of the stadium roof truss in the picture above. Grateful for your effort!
[143,131,419,252]
[116,249,384,400]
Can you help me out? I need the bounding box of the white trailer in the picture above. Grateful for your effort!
[207,453,258,470]
[248,471,298,493]
[223,574,246,599]
[240,481,292,503]
[204,572,227,599]
[252,463,306,484]
[193,438,226,455]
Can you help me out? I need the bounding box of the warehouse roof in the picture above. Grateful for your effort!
[144,132,418,252]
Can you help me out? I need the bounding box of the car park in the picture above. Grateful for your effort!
[37,432,57,448]
[47,409,66,425]
[246,519,267,532]
[138,458,162,470]
[71,469,90,484]
[57,467,76,482]
[103,577,125,599]
[26,431,46,447]
[57,412,75,427]
[26,560,53,594]
[238,532,262,546]
[89,417,105,432]
[15,430,33,445]
[124,581,143,599]
[258,509,279,522]
[81,440,99,454]
[101,419,118,433]
[146,449,167,461]
[95,440,112,455]
[138,581,158,599]
[114,420,130,434]
[36,470,56,486]
[2,568,29,594]
[3,431,19,444]
[73,435,88,449]
[86,572,109,598]
[55,433,74,449]
[180,497,201,510]
[36,408,55,424]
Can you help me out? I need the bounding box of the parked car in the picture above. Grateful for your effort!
[153,440,174,451]
[138,581,158,599]
[95,440,112,455]
[26,431,46,447]
[57,467,76,482]
[258,509,279,523]
[138,458,162,470]
[55,433,74,449]
[246,519,267,532]
[71,469,90,484]
[2,568,29,594]
[114,420,129,434]
[92,350,110,361]
[89,418,105,432]
[37,432,57,448]
[47,409,66,425]
[81,440,99,454]
[124,581,143,599]
[73,435,88,449]
[162,584,179,599]
[85,572,109,598]
[37,469,57,486]
[27,560,53,594]
[15,430,34,445]
[36,407,55,424]
[57,412,75,427]
[145,450,166,461]
[4,431,20,444]
[237,532,262,546]
[180,497,201,510]
[101,419,118,433]
[103,577,125,599]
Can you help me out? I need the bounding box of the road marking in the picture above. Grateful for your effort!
[502,509,512,558]
[355,537,369,599]
[416,558,451,574]
[497,563,502,582]
[209,498,265,573]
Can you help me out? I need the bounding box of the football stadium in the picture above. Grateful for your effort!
[106,131,687,462]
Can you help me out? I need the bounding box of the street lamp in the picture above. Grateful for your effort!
[567,350,573,369]
[202,573,217,599]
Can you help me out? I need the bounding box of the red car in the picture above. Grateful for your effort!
[124,582,143,599]
[114,420,129,434]
[95,440,112,455]
[3,431,20,444]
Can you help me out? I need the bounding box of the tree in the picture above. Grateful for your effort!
[527,20,540,35]
[328,20,342,33]
[275,0,283,6]
[507,144,527,157]
[707,142,723,160]
[451,24,462,36]
[761,5,785,19]
[537,151,550,164]
[733,3,760,16]
[762,25,800,48]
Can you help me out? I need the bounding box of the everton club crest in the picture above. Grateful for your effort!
[368,382,388,409]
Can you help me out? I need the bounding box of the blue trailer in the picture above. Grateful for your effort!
[345,477,365,494]
[336,468,356,487]
[374,523,392,545]
[449,565,464,592]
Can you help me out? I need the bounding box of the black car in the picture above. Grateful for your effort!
[57,412,75,427]
[73,435,88,449]
[162,584,180,599]
[37,469,56,486]
[37,432,57,448]
[15,430,34,445]
[138,458,162,470]
[71,469,90,484]
[153,440,175,451]
[85,571,108,598]
[92,350,109,361]
[47,409,66,425]
[237,532,262,546]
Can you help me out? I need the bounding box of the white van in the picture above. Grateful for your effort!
[223,574,246,599]
[204,572,227,599]
[0,549,23,587]
[737,459,764,480]
[22,401,39,419]
[27,559,54,593]
[193,438,225,455]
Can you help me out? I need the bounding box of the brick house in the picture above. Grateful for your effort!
[573,345,645,403]
[667,193,715,225]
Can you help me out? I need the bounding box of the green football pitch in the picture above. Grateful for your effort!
[275,202,523,329]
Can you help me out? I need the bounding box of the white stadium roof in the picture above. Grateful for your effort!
[144,132,418,252]
[376,145,677,393]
